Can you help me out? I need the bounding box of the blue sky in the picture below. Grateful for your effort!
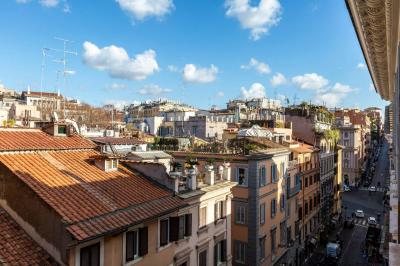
[0,0,389,111]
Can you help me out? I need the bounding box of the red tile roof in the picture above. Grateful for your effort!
[0,208,58,265]
[0,128,95,151]
[0,150,185,242]
[90,137,147,145]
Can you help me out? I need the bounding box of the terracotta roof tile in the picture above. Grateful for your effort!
[0,128,95,151]
[0,150,186,242]
[0,208,58,265]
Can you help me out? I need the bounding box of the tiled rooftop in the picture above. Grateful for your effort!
[0,149,185,242]
[0,208,58,265]
[0,128,95,151]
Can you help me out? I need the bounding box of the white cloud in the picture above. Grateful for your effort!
[217,91,225,97]
[183,64,218,83]
[103,100,137,111]
[357,62,366,69]
[315,82,355,108]
[82,41,159,80]
[106,83,127,90]
[39,0,59,7]
[16,0,31,3]
[270,72,287,86]
[63,2,70,12]
[167,65,179,72]
[276,93,286,102]
[116,0,174,20]
[292,73,329,90]
[225,0,282,40]
[138,84,172,95]
[241,83,266,99]
[241,58,271,74]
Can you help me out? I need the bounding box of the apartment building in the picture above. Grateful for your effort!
[286,105,339,227]
[170,140,291,266]
[127,160,236,266]
[385,103,394,134]
[288,142,320,263]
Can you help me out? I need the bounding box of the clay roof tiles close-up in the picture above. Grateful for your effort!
[0,208,58,266]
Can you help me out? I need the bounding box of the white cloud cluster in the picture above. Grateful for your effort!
[292,73,329,90]
[82,41,159,80]
[225,0,282,40]
[270,72,287,86]
[107,83,127,90]
[315,83,355,108]
[357,62,366,69]
[39,0,59,7]
[138,84,172,95]
[241,82,266,99]
[116,0,174,20]
[103,99,140,111]
[241,58,271,74]
[217,91,225,97]
[183,64,218,83]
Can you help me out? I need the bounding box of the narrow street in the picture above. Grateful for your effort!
[339,139,388,266]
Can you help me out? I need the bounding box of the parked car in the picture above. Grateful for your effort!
[369,186,377,192]
[355,210,365,218]
[368,217,377,226]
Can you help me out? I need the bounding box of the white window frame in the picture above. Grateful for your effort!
[235,241,246,264]
[236,167,248,187]
[215,200,225,220]
[235,205,246,225]
[259,166,266,187]
[75,238,104,266]
[123,227,143,266]
[199,206,207,228]
[260,203,265,224]
[158,217,170,251]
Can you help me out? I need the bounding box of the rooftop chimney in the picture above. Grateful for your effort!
[204,164,215,185]
[187,167,197,190]
[222,162,231,181]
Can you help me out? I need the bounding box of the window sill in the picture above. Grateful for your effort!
[214,217,225,226]
[175,237,190,245]
[157,243,171,252]
[124,257,143,266]
[197,225,208,235]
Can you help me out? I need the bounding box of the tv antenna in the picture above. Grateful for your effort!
[40,47,52,120]
[50,37,78,119]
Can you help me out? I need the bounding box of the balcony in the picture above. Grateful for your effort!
[287,183,301,198]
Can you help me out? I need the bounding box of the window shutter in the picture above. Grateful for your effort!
[221,240,227,262]
[215,202,218,220]
[126,231,134,261]
[169,216,179,242]
[185,214,192,236]
[138,227,148,256]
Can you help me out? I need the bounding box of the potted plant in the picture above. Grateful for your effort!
[205,158,215,171]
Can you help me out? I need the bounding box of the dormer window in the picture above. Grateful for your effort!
[105,159,118,171]
[92,155,120,172]
[58,125,67,135]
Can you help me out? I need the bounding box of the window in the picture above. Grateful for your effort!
[58,125,67,135]
[309,176,313,185]
[235,204,246,225]
[234,241,246,264]
[259,237,266,260]
[271,228,277,254]
[309,198,312,212]
[305,203,308,216]
[271,164,277,182]
[126,227,148,262]
[304,177,308,188]
[199,206,207,228]
[80,242,100,266]
[236,167,248,186]
[214,240,227,265]
[260,203,265,224]
[280,194,285,212]
[160,218,169,246]
[215,201,225,221]
[271,199,276,218]
[259,166,266,187]
[199,249,207,266]
[280,221,287,246]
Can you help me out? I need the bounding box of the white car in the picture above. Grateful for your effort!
[368,217,377,226]
[355,210,365,218]
[369,186,377,192]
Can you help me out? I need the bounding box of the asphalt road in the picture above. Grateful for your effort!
[339,139,388,266]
